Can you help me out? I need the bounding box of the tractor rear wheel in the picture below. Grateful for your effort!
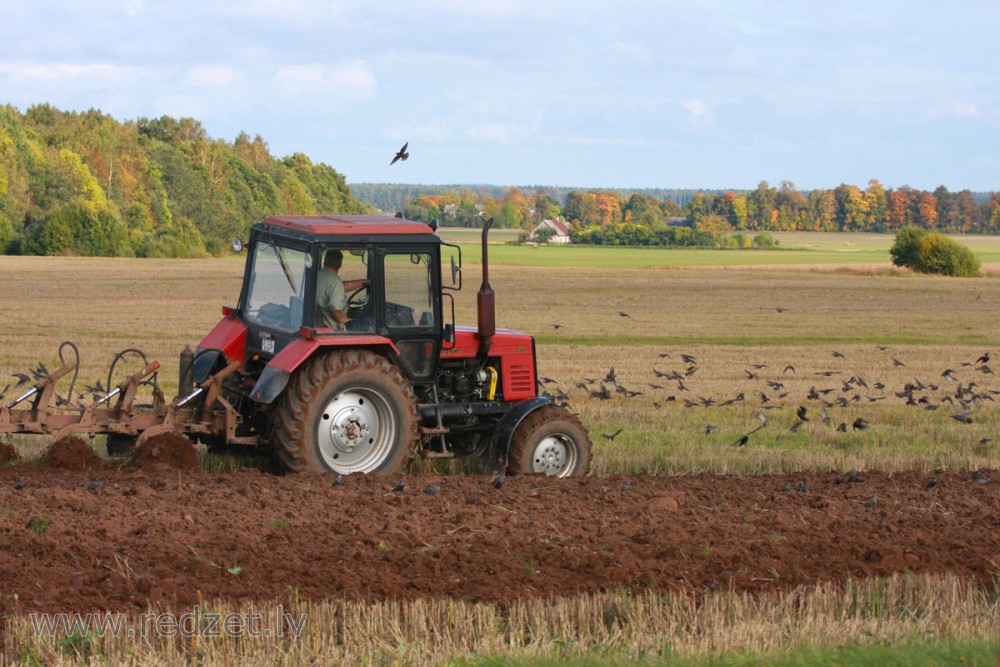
[272,350,419,475]
[507,406,591,477]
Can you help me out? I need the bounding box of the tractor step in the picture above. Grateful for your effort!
[420,449,455,459]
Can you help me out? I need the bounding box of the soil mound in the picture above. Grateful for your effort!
[0,440,18,464]
[131,433,199,471]
[39,436,102,469]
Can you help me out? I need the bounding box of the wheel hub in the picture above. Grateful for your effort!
[316,389,395,473]
[533,434,574,476]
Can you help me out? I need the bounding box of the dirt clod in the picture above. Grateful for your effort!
[0,441,18,464]
[39,436,101,469]
[131,433,199,471]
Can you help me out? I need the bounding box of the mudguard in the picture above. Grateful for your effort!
[249,336,399,405]
[489,395,553,465]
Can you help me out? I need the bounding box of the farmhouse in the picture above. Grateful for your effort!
[529,218,571,244]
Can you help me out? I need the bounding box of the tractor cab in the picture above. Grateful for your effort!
[234,215,460,383]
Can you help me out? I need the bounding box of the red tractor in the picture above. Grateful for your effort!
[143,214,590,476]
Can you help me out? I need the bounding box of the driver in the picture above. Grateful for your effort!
[317,249,370,330]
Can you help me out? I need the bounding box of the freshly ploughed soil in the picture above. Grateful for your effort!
[130,433,200,472]
[1,464,998,621]
[38,436,102,470]
[0,441,17,464]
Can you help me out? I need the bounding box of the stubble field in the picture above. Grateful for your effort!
[1,236,999,665]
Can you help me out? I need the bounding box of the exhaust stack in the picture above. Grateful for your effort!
[477,217,496,357]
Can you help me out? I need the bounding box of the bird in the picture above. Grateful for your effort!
[971,470,989,484]
[976,352,990,365]
[550,323,563,329]
[602,428,623,441]
[796,406,809,422]
[863,494,879,508]
[491,474,506,490]
[926,476,938,489]
[621,479,632,492]
[783,365,796,374]
[892,358,906,367]
[852,417,870,431]
[774,307,788,313]
[951,410,973,424]
[88,477,101,493]
[847,469,859,483]
[390,142,409,165]
[733,433,750,448]
[617,310,631,318]
[392,477,406,492]
[424,483,441,496]
[832,351,846,359]
[13,476,26,490]
[331,474,343,488]
[779,482,791,493]
[796,480,807,493]
[704,424,717,435]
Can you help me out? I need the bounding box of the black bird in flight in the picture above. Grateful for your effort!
[976,352,990,365]
[602,428,623,441]
[390,142,409,166]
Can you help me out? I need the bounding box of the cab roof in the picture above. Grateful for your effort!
[259,215,435,237]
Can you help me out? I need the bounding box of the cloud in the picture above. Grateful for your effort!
[0,61,132,82]
[186,65,240,88]
[928,101,981,120]
[275,60,377,102]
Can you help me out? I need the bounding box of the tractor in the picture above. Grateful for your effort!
[1,215,592,477]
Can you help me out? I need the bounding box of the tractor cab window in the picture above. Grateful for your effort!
[244,242,308,332]
[383,252,435,328]
[383,251,437,379]
[317,248,374,333]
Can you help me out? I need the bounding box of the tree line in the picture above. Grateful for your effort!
[375,181,1000,246]
[0,104,370,257]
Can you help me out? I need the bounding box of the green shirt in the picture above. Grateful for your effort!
[316,267,346,330]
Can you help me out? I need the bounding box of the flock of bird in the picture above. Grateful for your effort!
[541,316,997,461]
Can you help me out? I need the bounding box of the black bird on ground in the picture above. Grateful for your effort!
[796,480,807,493]
[621,479,632,492]
[13,476,26,490]
[926,476,938,489]
[392,477,406,492]
[492,474,506,490]
[779,482,791,493]
[424,483,441,496]
[88,477,101,493]
[390,142,409,165]
[863,494,879,508]
[331,474,343,487]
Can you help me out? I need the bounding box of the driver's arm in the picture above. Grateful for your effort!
[343,277,370,291]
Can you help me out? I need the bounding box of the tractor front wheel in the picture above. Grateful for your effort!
[507,406,591,477]
[272,350,419,475]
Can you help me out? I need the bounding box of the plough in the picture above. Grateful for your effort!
[0,342,247,451]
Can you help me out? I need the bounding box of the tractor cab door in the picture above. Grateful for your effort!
[377,248,441,381]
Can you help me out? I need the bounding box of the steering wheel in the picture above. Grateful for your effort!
[347,284,370,311]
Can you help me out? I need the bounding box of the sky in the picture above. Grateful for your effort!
[2,1,998,192]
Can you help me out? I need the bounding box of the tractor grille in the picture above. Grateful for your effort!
[507,363,534,397]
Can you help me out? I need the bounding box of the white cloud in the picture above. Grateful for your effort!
[0,61,132,82]
[187,65,240,88]
[276,61,377,102]
[928,101,981,120]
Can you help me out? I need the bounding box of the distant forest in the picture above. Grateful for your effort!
[2,104,998,257]
[352,182,1000,244]
[0,105,371,257]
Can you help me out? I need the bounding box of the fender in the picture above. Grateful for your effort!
[488,395,553,466]
[249,335,400,405]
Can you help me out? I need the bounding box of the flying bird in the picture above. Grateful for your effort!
[390,141,409,166]
[602,428,624,441]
